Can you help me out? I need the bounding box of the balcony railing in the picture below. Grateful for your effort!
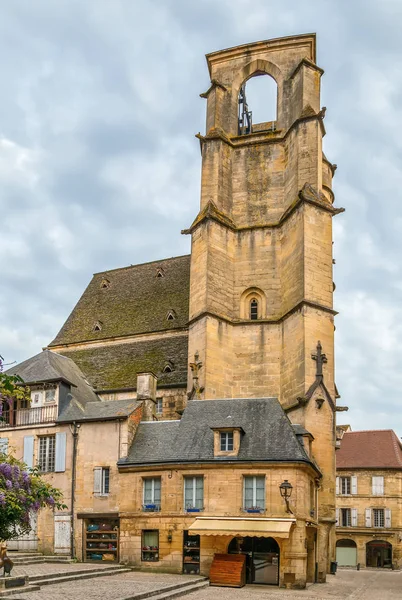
[0,405,58,428]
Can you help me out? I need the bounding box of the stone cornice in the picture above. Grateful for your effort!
[188,299,337,329]
[199,79,228,98]
[289,57,324,80]
[196,107,327,150]
[182,183,345,236]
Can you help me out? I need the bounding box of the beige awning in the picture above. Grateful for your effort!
[188,517,295,538]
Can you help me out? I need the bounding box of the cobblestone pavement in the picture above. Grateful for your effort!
[187,570,402,600]
[8,568,402,600]
[11,570,200,600]
[12,561,117,578]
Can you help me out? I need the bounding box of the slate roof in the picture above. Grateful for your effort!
[58,398,141,423]
[49,255,190,346]
[337,430,402,469]
[5,350,99,406]
[119,397,317,469]
[58,335,188,391]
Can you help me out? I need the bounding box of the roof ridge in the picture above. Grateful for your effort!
[93,254,190,276]
[344,429,395,434]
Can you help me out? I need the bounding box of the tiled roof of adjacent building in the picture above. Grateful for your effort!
[337,430,402,469]
[119,397,317,469]
[5,350,99,406]
[58,335,188,391]
[48,255,190,346]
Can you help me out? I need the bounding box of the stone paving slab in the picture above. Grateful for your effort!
[11,571,201,600]
[8,569,402,600]
[187,570,402,600]
[12,562,118,578]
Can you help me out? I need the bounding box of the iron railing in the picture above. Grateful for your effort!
[0,405,58,428]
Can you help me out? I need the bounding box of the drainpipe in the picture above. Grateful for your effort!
[315,480,320,583]
[70,422,79,559]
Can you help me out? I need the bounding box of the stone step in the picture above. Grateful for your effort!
[9,556,72,565]
[0,584,41,597]
[120,578,209,600]
[31,566,132,586]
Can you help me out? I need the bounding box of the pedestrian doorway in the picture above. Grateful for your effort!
[366,540,392,568]
[228,536,279,585]
[336,539,357,567]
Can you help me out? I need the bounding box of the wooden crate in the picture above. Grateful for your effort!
[209,553,246,588]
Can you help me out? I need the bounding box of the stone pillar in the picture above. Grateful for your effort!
[137,372,157,421]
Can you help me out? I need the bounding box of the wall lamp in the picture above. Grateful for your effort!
[279,479,293,514]
[167,530,173,543]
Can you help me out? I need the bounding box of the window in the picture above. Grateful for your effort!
[184,476,204,511]
[143,477,161,510]
[340,508,351,527]
[93,321,102,332]
[220,431,233,451]
[156,399,163,414]
[372,476,384,495]
[38,436,56,472]
[94,467,110,495]
[141,530,159,561]
[45,389,56,404]
[166,310,176,321]
[243,476,265,510]
[373,509,385,528]
[340,477,350,495]
[100,278,110,289]
[250,299,258,320]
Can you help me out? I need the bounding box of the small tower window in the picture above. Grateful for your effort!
[250,299,258,320]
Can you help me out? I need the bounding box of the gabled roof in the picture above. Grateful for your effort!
[119,397,317,470]
[48,255,190,346]
[6,350,99,406]
[58,335,188,391]
[58,398,141,423]
[337,430,402,469]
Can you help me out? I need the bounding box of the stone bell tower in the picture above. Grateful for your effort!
[184,34,344,576]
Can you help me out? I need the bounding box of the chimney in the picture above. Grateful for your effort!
[137,372,157,421]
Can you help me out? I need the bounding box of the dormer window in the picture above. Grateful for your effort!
[250,299,258,320]
[220,431,233,451]
[166,310,176,321]
[163,362,174,373]
[212,427,243,457]
[156,268,165,278]
[93,321,103,332]
[100,278,110,289]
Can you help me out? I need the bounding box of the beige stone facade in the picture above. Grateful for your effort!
[335,429,402,570]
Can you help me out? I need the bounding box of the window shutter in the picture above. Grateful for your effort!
[0,438,8,454]
[23,435,34,468]
[154,478,161,504]
[365,508,372,527]
[385,508,391,528]
[55,432,67,472]
[93,467,102,494]
[351,508,358,526]
[336,508,339,526]
[351,476,357,494]
[372,476,384,495]
[336,477,339,495]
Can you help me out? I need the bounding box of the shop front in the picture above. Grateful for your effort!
[80,513,120,563]
[188,516,295,586]
[366,540,392,568]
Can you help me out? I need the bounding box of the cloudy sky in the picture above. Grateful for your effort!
[1,0,401,436]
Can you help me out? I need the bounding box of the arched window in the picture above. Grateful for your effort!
[240,287,266,320]
[238,74,277,135]
[250,299,258,320]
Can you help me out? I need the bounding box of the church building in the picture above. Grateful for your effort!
[2,34,343,589]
